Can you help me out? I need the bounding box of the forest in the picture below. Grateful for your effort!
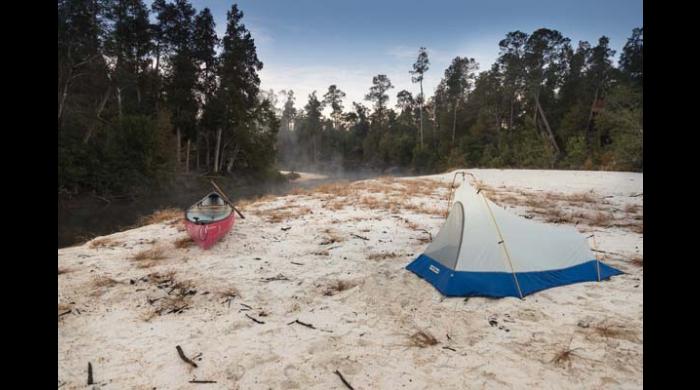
[58,0,643,195]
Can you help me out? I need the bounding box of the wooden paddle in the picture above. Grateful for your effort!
[210,180,245,219]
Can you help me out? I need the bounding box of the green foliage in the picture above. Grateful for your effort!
[595,85,643,170]
[59,0,281,196]
[562,136,588,168]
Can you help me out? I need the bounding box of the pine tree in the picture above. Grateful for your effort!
[410,47,429,148]
[322,85,346,129]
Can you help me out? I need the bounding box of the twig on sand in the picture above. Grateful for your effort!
[245,314,265,324]
[630,193,643,197]
[350,233,369,241]
[288,319,316,329]
[59,310,72,318]
[334,369,354,390]
[189,380,217,384]
[87,362,94,385]
[290,261,304,265]
[418,229,432,240]
[261,274,289,282]
[442,346,457,351]
[176,345,198,368]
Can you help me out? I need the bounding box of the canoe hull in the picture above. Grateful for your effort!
[185,213,235,249]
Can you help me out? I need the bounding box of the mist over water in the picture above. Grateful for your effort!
[57,167,408,249]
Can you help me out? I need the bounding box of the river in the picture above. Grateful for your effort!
[58,170,389,248]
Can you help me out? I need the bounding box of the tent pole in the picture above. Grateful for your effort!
[481,193,524,299]
[445,171,466,217]
[590,234,602,282]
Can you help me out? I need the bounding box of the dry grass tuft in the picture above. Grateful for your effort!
[624,203,641,214]
[256,205,312,223]
[320,228,345,245]
[288,187,310,196]
[326,198,352,210]
[131,245,167,268]
[173,236,195,249]
[312,181,355,196]
[143,277,196,319]
[140,208,182,226]
[219,287,240,301]
[92,276,120,289]
[368,252,402,261]
[399,179,438,197]
[89,236,122,249]
[132,245,166,261]
[550,340,581,369]
[629,256,643,267]
[591,322,639,342]
[409,330,439,348]
[89,276,121,296]
[591,211,613,227]
[358,195,393,210]
[322,280,358,296]
[399,217,419,230]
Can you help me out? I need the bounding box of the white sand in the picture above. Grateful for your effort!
[58,169,642,389]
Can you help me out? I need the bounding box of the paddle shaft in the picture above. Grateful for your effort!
[210,180,245,219]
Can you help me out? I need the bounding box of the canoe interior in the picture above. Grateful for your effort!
[185,192,233,224]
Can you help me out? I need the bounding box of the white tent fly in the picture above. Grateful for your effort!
[406,173,622,298]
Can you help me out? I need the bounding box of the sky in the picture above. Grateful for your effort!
[185,0,643,112]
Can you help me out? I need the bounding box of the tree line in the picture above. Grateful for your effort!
[59,0,277,194]
[278,28,642,174]
[59,1,642,196]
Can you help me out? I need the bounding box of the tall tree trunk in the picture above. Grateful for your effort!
[176,128,181,172]
[58,77,70,125]
[185,139,190,173]
[535,96,560,155]
[213,128,222,173]
[585,87,600,151]
[419,80,424,148]
[509,95,514,130]
[82,85,113,144]
[452,101,458,145]
[205,134,210,170]
[116,87,123,120]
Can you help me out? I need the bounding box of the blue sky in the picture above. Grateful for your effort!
[186,0,642,111]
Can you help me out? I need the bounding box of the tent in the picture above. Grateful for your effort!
[406,173,622,298]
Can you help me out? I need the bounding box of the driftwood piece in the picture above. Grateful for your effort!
[87,362,94,385]
[287,319,316,329]
[350,233,369,241]
[262,274,289,282]
[334,370,354,390]
[176,345,199,368]
[290,262,304,265]
[245,314,265,324]
[189,380,217,384]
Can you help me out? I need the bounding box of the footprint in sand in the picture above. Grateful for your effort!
[225,363,246,381]
[283,364,312,388]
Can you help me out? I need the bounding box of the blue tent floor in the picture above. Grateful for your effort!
[406,254,623,298]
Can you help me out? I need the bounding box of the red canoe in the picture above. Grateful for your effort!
[184,192,235,249]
